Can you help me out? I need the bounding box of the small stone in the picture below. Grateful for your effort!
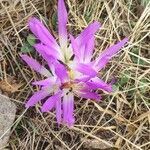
[82,139,115,150]
[0,94,16,149]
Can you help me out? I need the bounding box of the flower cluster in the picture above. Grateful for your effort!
[21,0,128,127]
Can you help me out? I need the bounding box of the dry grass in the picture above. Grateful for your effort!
[0,0,150,150]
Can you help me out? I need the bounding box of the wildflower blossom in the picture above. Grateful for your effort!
[21,0,128,127]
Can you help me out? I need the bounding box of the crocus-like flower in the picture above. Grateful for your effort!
[21,0,128,127]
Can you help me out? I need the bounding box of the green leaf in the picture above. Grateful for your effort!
[27,34,36,46]
[141,0,150,7]
[84,8,94,23]
[21,42,34,53]
[119,75,129,86]
[139,79,149,94]
[112,85,119,92]
[52,12,57,30]
[131,48,146,65]
[131,56,146,65]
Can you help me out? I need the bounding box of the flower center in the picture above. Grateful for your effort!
[68,69,75,80]
[61,80,84,93]
[60,66,84,91]
[61,81,74,89]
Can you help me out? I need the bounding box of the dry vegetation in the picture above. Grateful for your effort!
[0,0,150,150]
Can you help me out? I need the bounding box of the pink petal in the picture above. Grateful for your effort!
[62,94,68,123]
[75,76,91,82]
[34,43,61,60]
[78,90,101,101]
[86,77,112,92]
[34,44,57,74]
[58,0,68,48]
[32,77,56,86]
[84,36,95,63]
[21,54,51,77]
[74,21,101,62]
[69,34,80,60]
[76,63,97,77]
[94,38,129,71]
[41,92,62,112]
[67,93,75,126]
[76,21,101,42]
[28,17,59,49]
[63,92,75,127]
[75,76,92,83]
[34,43,50,61]
[25,89,50,108]
[56,96,62,124]
[54,61,68,83]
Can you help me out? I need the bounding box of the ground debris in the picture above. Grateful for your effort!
[0,76,22,94]
[82,139,117,150]
[0,94,16,149]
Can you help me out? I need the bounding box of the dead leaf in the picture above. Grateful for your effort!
[133,111,150,123]
[0,76,22,93]
[115,137,123,149]
[82,139,116,150]
[94,102,115,116]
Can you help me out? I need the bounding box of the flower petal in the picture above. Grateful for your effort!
[58,0,68,48]
[54,61,68,83]
[28,17,59,49]
[69,34,80,60]
[21,54,51,77]
[34,43,50,61]
[34,44,57,75]
[75,76,91,82]
[62,93,68,123]
[32,77,56,86]
[76,21,101,43]
[78,90,101,101]
[76,63,97,77]
[34,43,61,60]
[41,92,62,112]
[56,96,62,124]
[84,36,95,63]
[63,92,75,126]
[25,89,50,108]
[67,92,75,126]
[86,77,112,92]
[74,21,101,62]
[94,38,129,71]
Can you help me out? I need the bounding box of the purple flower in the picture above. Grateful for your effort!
[21,0,128,127]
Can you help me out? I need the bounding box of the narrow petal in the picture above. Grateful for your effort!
[86,77,112,92]
[69,34,80,60]
[34,44,57,74]
[21,54,51,77]
[41,92,62,112]
[25,89,50,108]
[34,43,50,61]
[34,43,61,60]
[62,94,68,123]
[58,0,68,48]
[76,63,97,77]
[84,36,95,63]
[32,77,56,86]
[56,96,62,124]
[63,92,75,126]
[54,61,68,83]
[78,90,101,101]
[94,38,129,70]
[28,17,59,49]
[73,21,101,62]
[76,21,101,43]
[67,92,75,126]
[75,76,91,82]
